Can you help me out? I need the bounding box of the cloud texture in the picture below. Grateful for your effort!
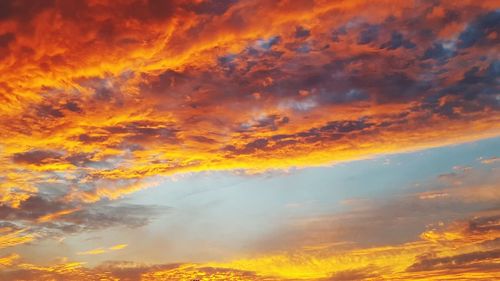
[0,0,499,280]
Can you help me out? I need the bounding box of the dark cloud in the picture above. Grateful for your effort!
[60,203,168,232]
[0,195,62,221]
[36,104,65,118]
[223,138,270,155]
[0,192,167,237]
[227,118,378,156]
[59,0,176,22]
[420,60,500,117]
[461,61,500,86]
[467,215,500,235]
[322,267,378,281]
[295,26,310,38]
[145,69,189,95]
[331,26,347,42]
[145,0,178,20]
[422,42,455,61]
[185,0,236,15]
[458,10,500,49]
[408,249,500,272]
[11,149,104,168]
[104,121,179,144]
[378,72,431,103]
[65,153,96,167]
[0,32,15,48]
[0,0,54,22]
[78,134,109,144]
[238,115,289,132]
[319,119,373,134]
[314,88,370,105]
[236,138,269,154]
[189,135,217,144]
[357,24,379,45]
[257,36,281,49]
[380,31,415,50]
[57,0,91,20]
[12,150,63,165]
[63,101,82,113]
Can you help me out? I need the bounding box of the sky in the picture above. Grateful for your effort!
[0,0,499,280]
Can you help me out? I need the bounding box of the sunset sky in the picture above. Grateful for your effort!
[0,0,499,280]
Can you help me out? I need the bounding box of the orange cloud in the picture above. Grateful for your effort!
[0,0,498,209]
[0,254,20,268]
[36,208,80,223]
[0,228,35,250]
[1,213,499,280]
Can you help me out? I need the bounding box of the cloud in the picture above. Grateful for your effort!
[0,227,34,250]
[77,244,127,256]
[408,249,500,272]
[36,208,80,223]
[357,24,379,45]
[0,193,167,248]
[0,1,498,278]
[77,248,106,256]
[458,10,500,49]
[480,156,500,165]
[2,210,498,280]
[295,26,311,38]
[379,31,416,50]
[109,244,128,251]
[0,253,20,268]
[11,150,63,166]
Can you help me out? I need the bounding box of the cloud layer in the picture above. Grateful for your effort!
[0,0,499,279]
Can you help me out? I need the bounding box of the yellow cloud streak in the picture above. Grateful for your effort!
[37,208,80,223]
[77,243,128,256]
[0,228,35,250]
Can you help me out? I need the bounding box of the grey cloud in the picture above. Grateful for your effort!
[357,24,379,45]
[295,26,311,38]
[422,43,456,62]
[379,31,416,50]
[408,249,500,272]
[12,150,63,165]
[458,10,500,49]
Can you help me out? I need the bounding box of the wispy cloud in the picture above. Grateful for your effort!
[77,243,128,256]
